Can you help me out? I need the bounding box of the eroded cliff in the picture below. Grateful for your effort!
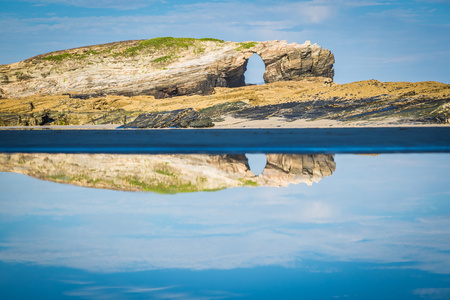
[0,37,334,99]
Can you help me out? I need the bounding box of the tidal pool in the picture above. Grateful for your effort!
[0,153,449,299]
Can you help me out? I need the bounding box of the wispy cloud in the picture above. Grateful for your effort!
[19,0,164,10]
[366,7,439,22]
[371,50,450,64]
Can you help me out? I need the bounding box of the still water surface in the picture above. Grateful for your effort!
[0,153,450,299]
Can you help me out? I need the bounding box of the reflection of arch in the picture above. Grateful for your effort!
[245,153,267,175]
[244,54,265,85]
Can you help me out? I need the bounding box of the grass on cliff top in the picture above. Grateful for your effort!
[41,37,225,62]
[235,41,258,51]
[42,50,101,62]
[123,37,224,57]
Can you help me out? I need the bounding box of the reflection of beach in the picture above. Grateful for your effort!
[0,153,335,192]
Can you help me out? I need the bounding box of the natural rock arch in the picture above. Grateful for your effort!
[225,40,335,89]
[196,40,335,98]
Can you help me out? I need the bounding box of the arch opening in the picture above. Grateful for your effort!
[244,54,265,85]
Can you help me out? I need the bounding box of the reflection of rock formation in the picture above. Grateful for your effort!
[0,153,335,193]
[261,154,336,187]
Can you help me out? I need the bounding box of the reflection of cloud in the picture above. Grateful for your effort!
[63,283,238,300]
[64,285,174,300]
[0,154,449,275]
[413,288,450,299]
[60,280,95,285]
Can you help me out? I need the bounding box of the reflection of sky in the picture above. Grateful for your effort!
[0,154,449,277]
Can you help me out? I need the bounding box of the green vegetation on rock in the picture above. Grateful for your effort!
[152,55,175,64]
[239,178,258,186]
[123,37,223,58]
[42,53,73,62]
[43,50,102,62]
[199,38,225,43]
[126,176,212,194]
[155,167,176,176]
[48,174,73,181]
[40,37,225,62]
[235,41,258,51]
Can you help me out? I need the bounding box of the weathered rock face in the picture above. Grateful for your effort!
[120,108,214,128]
[257,40,334,83]
[0,38,334,99]
[0,153,335,192]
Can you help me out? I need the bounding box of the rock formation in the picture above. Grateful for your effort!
[0,153,336,193]
[0,37,334,99]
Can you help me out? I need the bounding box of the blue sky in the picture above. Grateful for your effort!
[0,0,449,83]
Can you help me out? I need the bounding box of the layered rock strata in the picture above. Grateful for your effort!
[0,153,336,193]
[0,38,334,99]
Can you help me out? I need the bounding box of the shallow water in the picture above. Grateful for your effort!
[0,153,450,299]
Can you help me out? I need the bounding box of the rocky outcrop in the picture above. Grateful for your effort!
[0,153,335,192]
[0,37,334,99]
[258,41,334,83]
[120,108,213,128]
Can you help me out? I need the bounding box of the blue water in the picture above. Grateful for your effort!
[1,154,450,299]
